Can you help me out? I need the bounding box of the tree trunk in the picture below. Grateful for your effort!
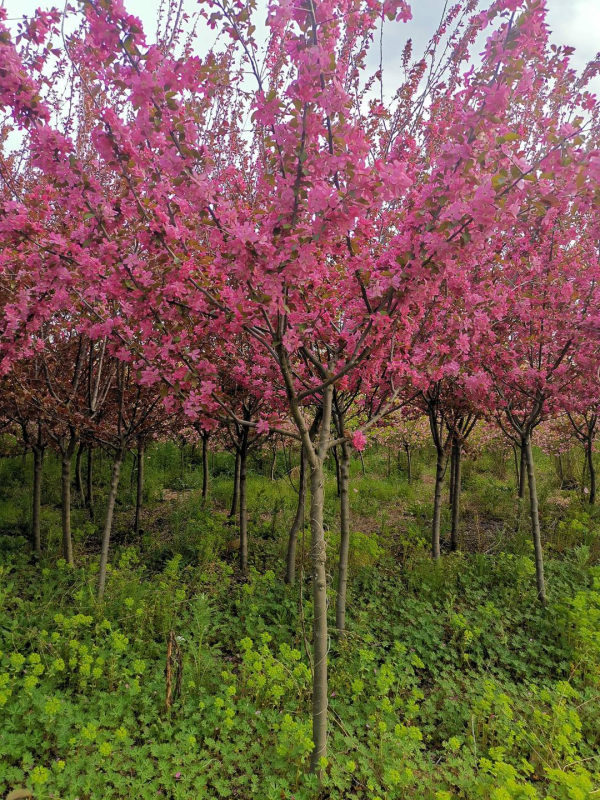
[335,439,351,637]
[450,439,461,552]
[75,442,85,504]
[32,447,44,558]
[86,445,94,521]
[359,450,365,476]
[524,435,546,605]
[332,445,341,497]
[587,440,596,505]
[229,450,240,519]
[239,435,249,574]
[201,433,209,501]
[285,447,306,585]
[98,449,124,601]
[449,438,456,507]
[134,440,144,533]
[270,444,277,481]
[309,453,328,773]
[61,453,74,566]
[431,447,447,560]
[518,439,526,499]
[405,444,412,483]
[512,444,520,493]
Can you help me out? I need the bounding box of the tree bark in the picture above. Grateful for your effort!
[285,447,306,585]
[309,453,328,773]
[201,432,209,501]
[587,440,596,505]
[512,444,520,493]
[450,438,461,552]
[335,438,351,637]
[61,452,74,566]
[134,440,144,533]
[524,435,546,605]
[332,445,341,497]
[229,450,240,519]
[98,449,124,601]
[32,447,44,558]
[75,442,85,504]
[405,444,412,483]
[86,445,94,521]
[449,439,456,507]
[518,438,526,499]
[431,447,447,560]
[239,433,249,575]
[308,386,333,775]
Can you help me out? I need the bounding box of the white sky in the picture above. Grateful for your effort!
[1,0,599,94]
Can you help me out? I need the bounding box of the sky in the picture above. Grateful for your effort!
[1,0,599,93]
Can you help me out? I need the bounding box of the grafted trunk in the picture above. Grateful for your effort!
[285,447,306,585]
[450,439,461,552]
[75,442,85,504]
[229,450,240,519]
[61,454,74,566]
[134,440,144,533]
[32,447,44,558]
[431,447,447,560]
[524,435,546,605]
[201,433,209,501]
[309,453,328,773]
[335,439,351,637]
[239,435,249,575]
[98,449,125,601]
[587,440,596,505]
[86,445,94,521]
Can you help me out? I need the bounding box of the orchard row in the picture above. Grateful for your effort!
[1,0,600,769]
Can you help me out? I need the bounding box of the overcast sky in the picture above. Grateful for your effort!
[2,0,599,91]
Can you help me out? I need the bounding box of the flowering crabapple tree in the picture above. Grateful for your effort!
[3,0,600,769]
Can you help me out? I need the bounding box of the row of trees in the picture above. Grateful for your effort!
[1,0,600,772]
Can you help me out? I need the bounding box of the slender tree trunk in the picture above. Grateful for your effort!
[359,451,365,476]
[285,447,306,585]
[98,449,124,601]
[449,438,456,507]
[450,439,461,552]
[518,439,526,499]
[513,444,520,492]
[201,433,209,501]
[229,450,240,519]
[405,444,412,483]
[86,445,94,521]
[587,440,596,505]
[431,447,447,560]
[524,435,546,605]
[239,436,248,574]
[134,440,144,533]
[332,445,341,497]
[32,447,44,558]
[336,439,351,637]
[387,446,391,478]
[61,453,74,566]
[557,453,564,486]
[270,444,277,481]
[75,442,84,504]
[309,453,328,773]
